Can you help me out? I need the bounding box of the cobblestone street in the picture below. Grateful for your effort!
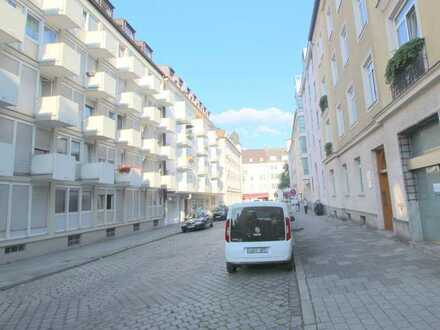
[0,223,301,330]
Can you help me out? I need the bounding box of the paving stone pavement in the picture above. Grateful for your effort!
[295,213,440,330]
[0,223,302,330]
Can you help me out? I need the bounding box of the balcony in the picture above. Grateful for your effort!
[210,165,220,179]
[119,92,143,114]
[84,115,116,140]
[116,167,143,187]
[117,129,142,149]
[154,90,173,106]
[390,48,427,99]
[197,164,208,176]
[160,145,175,160]
[86,72,117,99]
[177,156,189,171]
[112,56,144,80]
[0,143,14,176]
[142,138,160,156]
[35,96,80,128]
[0,69,19,107]
[159,117,176,133]
[141,106,161,126]
[177,182,194,193]
[161,175,176,191]
[80,162,115,184]
[174,101,191,124]
[143,172,161,188]
[136,74,161,95]
[196,142,208,157]
[40,43,80,78]
[42,0,83,29]
[193,119,207,137]
[31,153,76,181]
[209,149,219,163]
[208,130,218,146]
[177,132,192,147]
[0,1,26,44]
[83,30,118,59]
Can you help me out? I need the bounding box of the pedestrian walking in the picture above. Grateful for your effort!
[303,198,309,214]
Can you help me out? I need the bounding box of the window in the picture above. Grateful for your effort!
[69,189,79,213]
[56,137,68,154]
[25,14,39,41]
[301,157,309,176]
[71,141,80,161]
[108,149,115,164]
[346,86,358,126]
[108,111,116,120]
[106,228,115,237]
[363,56,378,107]
[330,169,336,195]
[395,0,419,46]
[298,116,305,133]
[97,194,105,210]
[336,105,345,136]
[55,189,66,214]
[299,136,307,154]
[343,164,350,194]
[331,54,338,86]
[106,194,114,210]
[68,234,81,247]
[339,26,349,65]
[82,191,92,211]
[43,26,57,44]
[355,158,364,193]
[354,0,368,36]
[321,79,327,96]
[117,115,124,130]
[326,6,333,38]
[335,0,342,11]
[84,104,94,119]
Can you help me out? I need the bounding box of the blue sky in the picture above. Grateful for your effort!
[112,0,313,148]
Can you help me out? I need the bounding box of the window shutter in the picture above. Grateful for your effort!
[10,185,30,232]
[14,122,33,174]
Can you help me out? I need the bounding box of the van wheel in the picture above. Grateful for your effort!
[226,263,237,273]
[286,257,295,272]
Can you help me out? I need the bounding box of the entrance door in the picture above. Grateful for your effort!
[376,149,394,231]
[414,165,440,241]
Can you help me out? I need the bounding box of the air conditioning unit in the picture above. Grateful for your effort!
[0,70,19,107]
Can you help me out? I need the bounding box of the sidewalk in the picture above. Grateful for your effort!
[0,224,181,290]
[294,213,440,330]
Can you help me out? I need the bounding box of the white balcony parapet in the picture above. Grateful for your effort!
[141,106,161,126]
[87,72,117,99]
[161,175,176,191]
[208,130,218,146]
[80,162,115,184]
[176,132,192,147]
[116,167,143,187]
[0,1,26,44]
[177,182,194,193]
[40,42,81,78]
[0,69,19,107]
[42,0,82,29]
[119,91,143,114]
[0,143,14,176]
[159,117,176,133]
[160,145,175,160]
[177,156,189,171]
[142,138,160,156]
[197,165,208,176]
[112,56,144,80]
[36,96,80,128]
[174,101,191,124]
[143,172,161,188]
[31,153,76,181]
[117,129,142,149]
[83,30,118,59]
[154,90,173,106]
[136,74,161,95]
[193,119,208,137]
[84,115,116,140]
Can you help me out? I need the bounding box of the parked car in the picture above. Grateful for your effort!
[212,205,228,221]
[224,201,294,273]
[181,210,213,232]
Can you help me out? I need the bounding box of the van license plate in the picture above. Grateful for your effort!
[247,247,269,254]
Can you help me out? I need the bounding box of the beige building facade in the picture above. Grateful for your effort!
[305,0,440,241]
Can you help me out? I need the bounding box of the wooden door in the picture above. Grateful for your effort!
[376,149,394,231]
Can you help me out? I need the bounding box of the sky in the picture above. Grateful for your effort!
[112,0,314,149]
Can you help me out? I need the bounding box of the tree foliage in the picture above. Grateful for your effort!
[278,163,290,190]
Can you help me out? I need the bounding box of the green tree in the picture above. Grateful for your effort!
[278,164,290,190]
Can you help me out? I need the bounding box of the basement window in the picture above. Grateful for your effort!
[153,219,159,227]
[68,234,81,247]
[133,223,140,232]
[106,228,116,237]
[4,244,25,254]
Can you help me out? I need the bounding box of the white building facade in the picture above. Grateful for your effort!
[0,0,229,263]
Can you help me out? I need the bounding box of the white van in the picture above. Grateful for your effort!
[224,201,294,273]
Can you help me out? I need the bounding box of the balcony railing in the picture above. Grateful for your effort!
[141,106,161,126]
[86,71,117,99]
[31,153,76,181]
[40,42,81,78]
[112,56,144,80]
[391,48,427,99]
[136,74,161,95]
[42,0,83,30]
[80,162,115,184]
[116,167,143,187]
[35,95,80,128]
[160,145,176,160]
[83,30,118,59]
[84,115,116,140]
[143,172,161,188]
[174,101,191,124]
[142,138,160,156]
[159,117,176,133]
[0,0,26,44]
[117,129,142,149]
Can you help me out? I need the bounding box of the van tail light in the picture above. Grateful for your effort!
[285,217,292,241]
[225,219,230,242]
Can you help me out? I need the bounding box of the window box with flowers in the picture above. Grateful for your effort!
[118,165,131,173]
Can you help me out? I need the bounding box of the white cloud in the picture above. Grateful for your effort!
[255,125,281,135]
[211,107,293,126]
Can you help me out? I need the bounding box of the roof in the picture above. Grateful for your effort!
[242,148,287,164]
[308,0,321,41]
[229,201,287,209]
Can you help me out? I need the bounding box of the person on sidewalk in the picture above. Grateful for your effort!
[303,198,309,214]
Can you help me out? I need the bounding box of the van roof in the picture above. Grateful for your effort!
[229,201,287,209]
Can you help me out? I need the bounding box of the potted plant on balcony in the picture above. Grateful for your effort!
[118,165,131,173]
[319,95,328,114]
[324,142,333,157]
[385,37,425,86]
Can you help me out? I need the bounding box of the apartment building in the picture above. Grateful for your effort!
[0,0,227,263]
[288,75,327,204]
[242,149,288,201]
[303,0,440,241]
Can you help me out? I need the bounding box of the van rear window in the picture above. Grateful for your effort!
[229,206,285,242]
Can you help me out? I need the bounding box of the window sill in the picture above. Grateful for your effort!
[357,24,367,43]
